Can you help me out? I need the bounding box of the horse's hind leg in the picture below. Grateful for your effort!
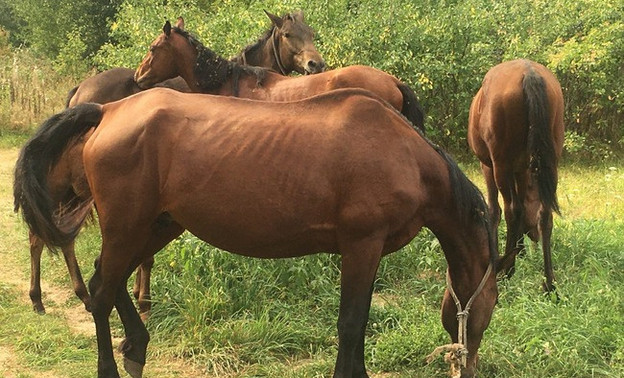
[115,278,149,378]
[118,219,183,375]
[495,170,525,277]
[29,232,46,313]
[89,253,125,378]
[60,240,91,312]
[539,208,556,293]
[334,233,384,378]
[481,163,501,245]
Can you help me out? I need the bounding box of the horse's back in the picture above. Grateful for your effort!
[256,65,404,111]
[68,68,140,107]
[86,88,438,256]
[468,59,563,164]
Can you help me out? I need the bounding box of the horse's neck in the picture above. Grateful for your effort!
[236,33,288,75]
[191,48,234,94]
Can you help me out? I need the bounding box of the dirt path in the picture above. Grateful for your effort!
[0,147,205,377]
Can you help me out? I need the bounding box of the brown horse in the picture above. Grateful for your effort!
[15,88,496,378]
[134,20,425,132]
[232,10,326,75]
[468,59,564,292]
[66,11,324,107]
[28,11,324,317]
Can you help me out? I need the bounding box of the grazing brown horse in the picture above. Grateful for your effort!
[134,20,425,132]
[28,11,324,317]
[468,59,564,292]
[15,88,496,378]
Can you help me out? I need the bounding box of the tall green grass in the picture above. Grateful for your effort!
[6,148,621,377]
[141,215,623,377]
[1,35,622,377]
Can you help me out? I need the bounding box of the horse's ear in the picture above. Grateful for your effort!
[293,10,304,22]
[264,10,283,28]
[175,17,184,30]
[163,21,172,36]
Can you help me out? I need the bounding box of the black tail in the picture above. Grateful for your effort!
[523,70,560,215]
[65,85,79,108]
[397,82,426,134]
[14,103,103,248]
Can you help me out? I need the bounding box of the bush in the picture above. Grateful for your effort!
[89,0,623,154]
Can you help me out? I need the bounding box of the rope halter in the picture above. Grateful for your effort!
[426,263,493,376]
[271,27,288,75]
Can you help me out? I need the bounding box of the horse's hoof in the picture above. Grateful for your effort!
[123,357,144,378]
[542,282,560,301]
[33,304,46,314]
[496,264,515,280]
[139,310,150,323]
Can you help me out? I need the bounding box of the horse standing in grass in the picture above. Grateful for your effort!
[134,20,425,132]
[15,88,495,378]
[468,59,564,292]
[26,12,325,317]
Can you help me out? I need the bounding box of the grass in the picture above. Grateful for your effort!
[1,48,622,377]
[2,140,623,377]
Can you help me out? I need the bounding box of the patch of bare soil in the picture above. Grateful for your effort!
[0,147,207,377]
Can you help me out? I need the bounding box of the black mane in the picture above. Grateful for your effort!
[172,27,267,96]
[231,26,274,65]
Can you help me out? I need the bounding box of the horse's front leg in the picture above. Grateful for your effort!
[333,234,383,378]
[136,256,154,322]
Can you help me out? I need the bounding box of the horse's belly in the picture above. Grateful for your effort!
[168,199,339,258]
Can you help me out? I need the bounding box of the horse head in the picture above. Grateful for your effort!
[265,10,325,75]
[135,18,196,89]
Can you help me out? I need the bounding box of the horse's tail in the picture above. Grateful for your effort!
[14,103,103,249]
[523,69,560,215]
[65,85,79,108]
[397,82,426,134]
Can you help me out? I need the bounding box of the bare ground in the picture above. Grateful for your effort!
[0,147,206,377]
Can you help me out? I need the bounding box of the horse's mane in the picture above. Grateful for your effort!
[231,27,274,65]
[172,27,267,96]
[407,116,497,264]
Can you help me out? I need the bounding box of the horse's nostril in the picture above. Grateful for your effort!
[308,60,317,68]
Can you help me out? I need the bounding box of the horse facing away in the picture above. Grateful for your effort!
[15,88,497,378]
[28,11,324,317]
[134,20,426,133]
[468,59,564,292]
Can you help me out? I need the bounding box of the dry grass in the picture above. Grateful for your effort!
[0,48,82,131]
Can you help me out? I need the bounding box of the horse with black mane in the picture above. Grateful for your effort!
[134,19,426,132]
[15,87,495,377]
[66,11,324,107]
[27,11,324,318]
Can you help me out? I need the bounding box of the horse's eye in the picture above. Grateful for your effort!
[283,33,291,38]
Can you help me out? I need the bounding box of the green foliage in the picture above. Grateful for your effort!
[5,0,121,62]
[88,0,623,153]
[1,0,621,153]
